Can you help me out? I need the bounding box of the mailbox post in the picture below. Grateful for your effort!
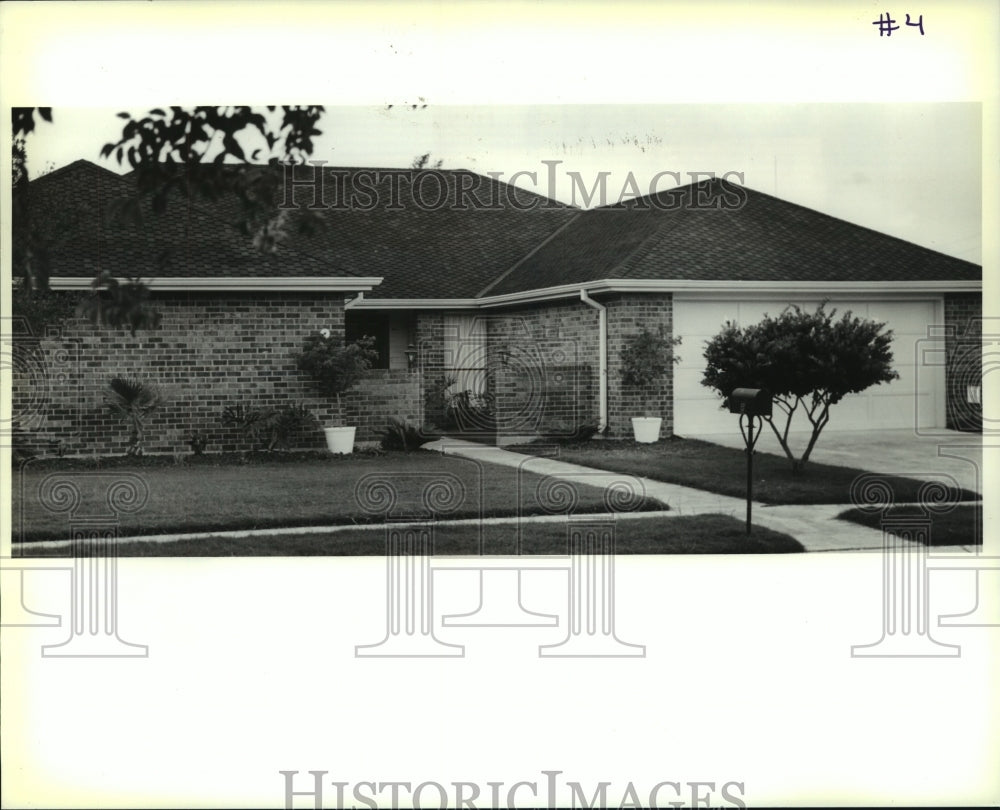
[726,388,772,535]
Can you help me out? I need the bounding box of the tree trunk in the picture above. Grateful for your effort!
[764,406,800,471]
[765,419,798,467]
[798,402,831,468]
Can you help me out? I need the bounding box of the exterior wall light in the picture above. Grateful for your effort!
[405,344,419,372]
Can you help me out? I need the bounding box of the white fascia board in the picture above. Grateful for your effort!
[346,298,480,310]
[348,278,981,309]
[641,279,981,295]
[48,277,384,292]
[50,275,977,302]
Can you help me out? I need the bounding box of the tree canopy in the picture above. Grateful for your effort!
[701,303,899,471]
[11,105,328,335]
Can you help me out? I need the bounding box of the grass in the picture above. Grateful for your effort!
[16,514,803,556]
[836,504,982,546]
[509,438,981,505]
[12,450,667,543]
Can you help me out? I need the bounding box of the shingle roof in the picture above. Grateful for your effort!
[26,160,364,281]
[278,166,579,298]
[28,161,578,297]
[486,178,981,295]
[30,164,979,298]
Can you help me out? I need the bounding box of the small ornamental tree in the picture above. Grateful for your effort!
[104,376,164,456]
[619,326,683,416]
[701,303,899,472]
[293,332,379,424]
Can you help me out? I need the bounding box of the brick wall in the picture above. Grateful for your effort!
[12,292,422,455]
[486,301,599,437]
[343,369,423,443]
[605,293,675,439]
[415,311,447,427]
[418,294,676,441]
[944,292,983,432]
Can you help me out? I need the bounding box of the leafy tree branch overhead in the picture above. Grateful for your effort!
[12,106,52,138]
[11,105,328,334]
[100,106,327,245]
[701,303,899,473]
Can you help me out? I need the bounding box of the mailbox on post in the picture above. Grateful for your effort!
[727,387,772,418]
[727,388,772,534]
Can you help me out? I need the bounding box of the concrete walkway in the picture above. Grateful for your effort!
[422,438,980,553]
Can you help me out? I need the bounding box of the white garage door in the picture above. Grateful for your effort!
[672,295,945,435]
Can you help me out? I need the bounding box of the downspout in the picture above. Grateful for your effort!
[579,289,607,434]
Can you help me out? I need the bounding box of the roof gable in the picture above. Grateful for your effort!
[486,178,980,295]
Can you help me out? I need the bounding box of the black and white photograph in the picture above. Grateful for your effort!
[2,2,997,808]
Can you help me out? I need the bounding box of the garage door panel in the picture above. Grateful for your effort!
[674,399,731,435]
[673,296,944,434]
[737,300,820,325]
[825,395,870,428]
[675,339,716,368]
[864,301,935,332]
[673,302,739,337]
[872,363,926,394]
[674,366,712,395]
[888,338,925,369]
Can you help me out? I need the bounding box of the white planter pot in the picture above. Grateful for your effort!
[631,417,662,443]
[324,426,356,454]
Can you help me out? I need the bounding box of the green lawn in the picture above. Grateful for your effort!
[17,514,803,556]
[12,451,667,543]
[510,438,981,505]
[836,504,982,546]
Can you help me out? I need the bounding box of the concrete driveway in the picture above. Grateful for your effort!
[683,428,983,497]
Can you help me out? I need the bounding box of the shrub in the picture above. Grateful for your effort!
[221,403,319,452]
[568,422,599,441]
[293,332,378,423]
[269,404,319,449]
[10,427,39,464]
[188,432,207,455]
[221,403,273,453]
[444,388,496,431]
[619,326,682,416]
[536,421,600,442]
[425,374,457,425]
[380,418,438,451]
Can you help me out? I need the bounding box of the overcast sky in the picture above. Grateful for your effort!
[24,103,982,265]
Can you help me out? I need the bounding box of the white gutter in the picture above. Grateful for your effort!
[48,276,384,292]
[340,297,481,309]
[48,276,979,301]
[341,278,981,309]
[579,288,608,434]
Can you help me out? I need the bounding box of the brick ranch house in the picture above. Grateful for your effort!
[14,159,982,455]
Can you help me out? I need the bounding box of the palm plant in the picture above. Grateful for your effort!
[105,376,164,456]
